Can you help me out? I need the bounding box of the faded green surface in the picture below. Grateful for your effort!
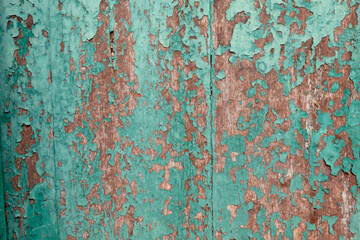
[0,0,360,239]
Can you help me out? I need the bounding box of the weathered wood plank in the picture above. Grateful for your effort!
[1,0,360,239]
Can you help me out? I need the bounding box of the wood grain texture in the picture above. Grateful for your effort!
[1,0,360,239]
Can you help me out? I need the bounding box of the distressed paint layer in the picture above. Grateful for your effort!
[1,0,360,239]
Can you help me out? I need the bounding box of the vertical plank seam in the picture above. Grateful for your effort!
[208,0,215,238]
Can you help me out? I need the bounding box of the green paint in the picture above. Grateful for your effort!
[1,0,360,239]
[290,173,303,193]
[322,216,338,235]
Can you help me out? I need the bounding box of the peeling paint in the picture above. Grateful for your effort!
[1,0,360,239]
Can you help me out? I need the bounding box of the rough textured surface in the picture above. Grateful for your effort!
[1,0,360,239]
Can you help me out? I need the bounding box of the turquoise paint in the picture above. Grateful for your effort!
[1,0,360,239]
[322,215,338,235]
[290,173,303,193]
